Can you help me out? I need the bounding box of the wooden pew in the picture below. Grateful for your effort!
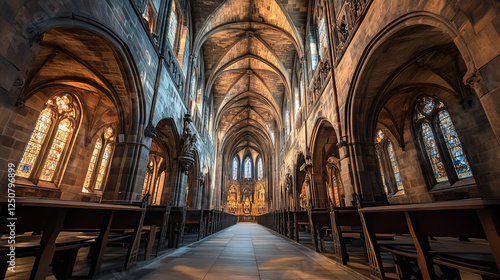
[100,201,171,259]
[185,209,204,241]
[0,197,145,280]
[167,206,187,248]
[286,210,294,239]
[309,209,331,252]
[142,205,171,259]
[359,199,500,280]
[329,206,365,265]
[291,210,309,243]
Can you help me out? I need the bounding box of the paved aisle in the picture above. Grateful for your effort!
[130,223,363,280]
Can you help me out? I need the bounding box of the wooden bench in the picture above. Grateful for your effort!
[359,199,500,280]
[330,206,367,265]
[285,210,293,239]
[185,209,204,241]
[309,209,331,252]
[291,210,309,243]
[101,201,171,260]
[0,197,145,280]
[167,206,187,248]
[141,205,171,259]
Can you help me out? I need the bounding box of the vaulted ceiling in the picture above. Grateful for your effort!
[190,0,308,156]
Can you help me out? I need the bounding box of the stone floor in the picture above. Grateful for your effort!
[124,223,366,280]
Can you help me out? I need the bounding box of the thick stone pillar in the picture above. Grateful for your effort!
[173,168,189,206]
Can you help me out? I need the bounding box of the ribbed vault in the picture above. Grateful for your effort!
[191,0,308,161]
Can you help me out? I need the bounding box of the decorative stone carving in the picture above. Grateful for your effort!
[464,69,487,97]
[333,0,372,64]
[179,114,197,174]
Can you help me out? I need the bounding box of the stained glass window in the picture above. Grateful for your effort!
[143,159,154,195]
[244,157,252,179]
[387,142,404,191]
[190,70,197,115]
[438,111,472,179]
[257,158,263,181]
[421,97,435,114]
[375,129,384,143]
[375,129,404,193]
[331,170,340,206]
[414,96,473,185]
[317,15,327,60]
[196,88,203,115]
[232,157,238,180]
[40,118,73,181]
[375,148,389,194]
[167,1,177,48]
[103,127,114,140]
[421,123,448,183]
[294,87,300,115]
[143,171,151,195]
[285,107,290,135]
[94,144,112,190]
[82,138,102,193]
[16,108,53,178]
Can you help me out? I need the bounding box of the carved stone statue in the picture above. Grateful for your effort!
[181,126,197,155]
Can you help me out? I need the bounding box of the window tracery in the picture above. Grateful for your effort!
[232,156,239,181]
[413,96,472,186]
[243,157,252,179]
[82,126,115,193]
[375,129,404,195]
[257,157,263,181]
[16,94,79,184]
[317,13,328,60]
[167,1,178,48]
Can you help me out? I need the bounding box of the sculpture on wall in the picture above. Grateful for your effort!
[179,114,197,174]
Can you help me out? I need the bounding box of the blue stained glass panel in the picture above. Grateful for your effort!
[438,110,472,179]
[421,123,448,182]
[422,97,435,114]
[387,141,404,191]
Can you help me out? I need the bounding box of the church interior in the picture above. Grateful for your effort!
[0,0,499,279]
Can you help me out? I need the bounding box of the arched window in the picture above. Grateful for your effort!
[196,87,203,116]
[142,0,160,35]
[17,94,79,183]
[375,129,404,195]
[167,0,178,48]
[243,157,252,179]
[284,103,290,136]
[294,84,300,115]
[232,156,239,181]
[317,12,328,60]
[82,126,115,193]
[257,157,263,181]
[413,96,472,186]
[329,166,343,207]
[142,154,164,205]
[143,158,155,195]
[190,68,198,115]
